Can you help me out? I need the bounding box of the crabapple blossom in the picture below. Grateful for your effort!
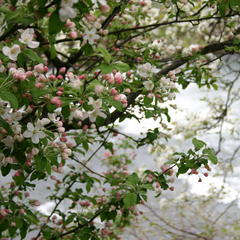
[137,63,159,78]
[2,44,21,61]
[83,28,100,45]
[143,80,154,91]
[19,29,39,48]
[23,122,46,144]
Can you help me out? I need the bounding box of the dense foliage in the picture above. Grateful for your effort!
[1,0,240,239]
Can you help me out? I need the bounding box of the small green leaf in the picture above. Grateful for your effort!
[35,155,47,172]
[49,10,65,34]
[114,62,130,72]
[1,164,11,176]
[23,49,44,63]
[0,89,18,108]
[192,138,206,151]
[123,192,137,208]
[97,46,111,63]
[127,173,140,185]
[203,148,218,164]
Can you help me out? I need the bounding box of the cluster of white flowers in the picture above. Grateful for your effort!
[137,63,159,78]
[2,28,39,61]
[59,0,78,22]
[72,97,106,123]
[0,99,26,154]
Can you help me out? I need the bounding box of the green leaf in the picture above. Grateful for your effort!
[14,175,25,185]
[127,173,140,185]
[0,89,18,108]
[49,10,65,34]
[97,46,111,63]
[62,105,70,118]
[1,164,11,176]
[23,49,44,63]
[123,192,137,208]
[35,155,47,172]
[192,138,206,151]
[114,62,130,72]
[203,148,218,164]
[98,63,114,74]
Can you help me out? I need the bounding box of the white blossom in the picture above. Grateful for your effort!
[2,44,21,61]
[88,109,106,122]
[137,63,158,78]
[1,136,14,149]
[19,29,39,49]
[59,6,77,22]
[83,28,100,45]
[88,97,106,122]
[23,122,46,144]
[143,80,154,91]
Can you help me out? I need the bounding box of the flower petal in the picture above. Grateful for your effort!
[23,130,33,138]
[32,134,39,144]
[27,122,34,131]
[27,41,40,49]
[2,46,10,56]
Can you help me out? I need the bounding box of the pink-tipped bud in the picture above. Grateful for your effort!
[100,4,110,13]
[110,88,118,96]
[34,64,44,73]
[69,31,78,39]
[49,74,56,81]
[115,72,123,84]
[51,96,62,107]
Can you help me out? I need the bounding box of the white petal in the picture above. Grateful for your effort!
[27,122,34,131]
[89,115,96,122]
[32,135,39,144]
[23,130,33,138]
[27,41,40,49]
[98,111,106,119]
[37,131,46,139]
[59,8,69,22]
[2,46,10,56]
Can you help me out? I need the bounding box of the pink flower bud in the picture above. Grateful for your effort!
[85,14,96,22]
[100,4,111,13]
[51,97,62,107]
[56,91,63,96]
[14,171,21,177]
[59,67,66,74]
[69,31,78,39]
[34,64,44,73]
[110,88,118,96]
[26,71,33,77]
[35,82,44,88]
[58,127,65,133]
[44,66,48,72]
[115,72,123,84]
[49,74,56,81]
[65,19,75,28]
[104,74,115,84]
[25,160,32,167]
[60,137,67,142]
